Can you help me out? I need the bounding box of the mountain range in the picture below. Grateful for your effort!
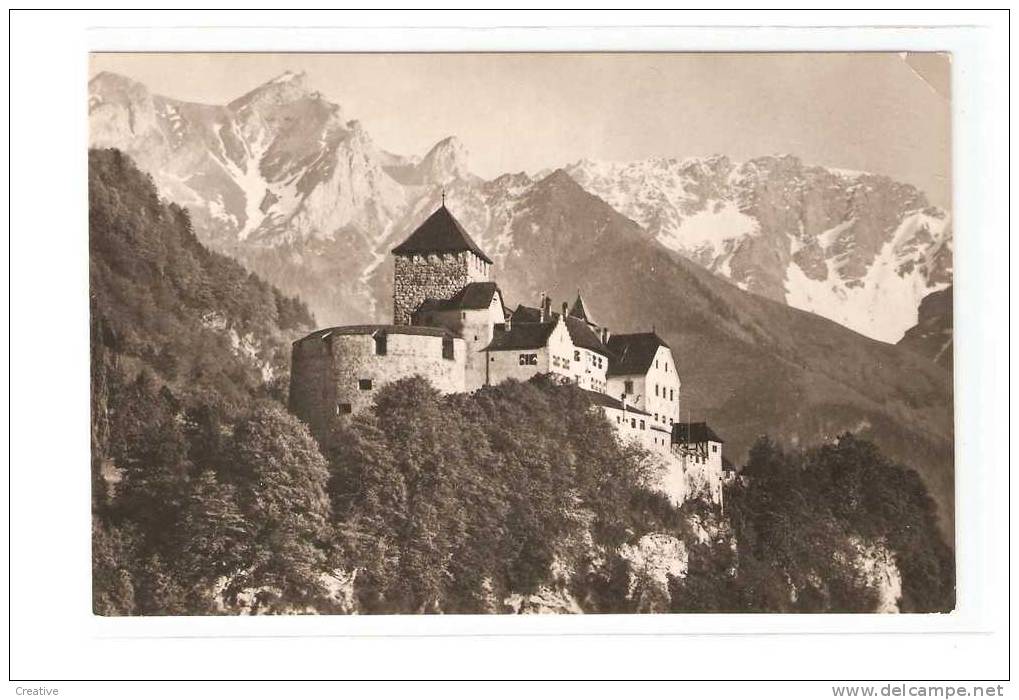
[88,70,952,342]
[88,70,955,532]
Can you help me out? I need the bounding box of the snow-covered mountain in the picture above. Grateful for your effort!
[89,71,952,342]
[563,156,952,342]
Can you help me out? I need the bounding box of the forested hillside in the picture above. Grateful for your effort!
[89,149,952,615]
[90,148,314,409]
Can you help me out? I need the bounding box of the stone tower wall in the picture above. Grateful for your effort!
[290,329,466,450]
[392,251,489,325]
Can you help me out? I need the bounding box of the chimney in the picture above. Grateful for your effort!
[541,295,552,322]
[601,327,610,344]
[561,301,568,319]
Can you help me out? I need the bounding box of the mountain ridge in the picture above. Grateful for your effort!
[89,70,951,343]
[88,73,955,533]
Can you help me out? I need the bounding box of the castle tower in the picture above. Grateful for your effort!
[391,204,493,325]
[569,290,599,331]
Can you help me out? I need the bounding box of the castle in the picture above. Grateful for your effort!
[289,204,731,505]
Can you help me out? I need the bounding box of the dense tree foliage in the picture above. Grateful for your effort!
[327,376,671,613]
[89,148,314,411]
[671,435,955,613]
[90,149,325,614]
[90,148,953,615]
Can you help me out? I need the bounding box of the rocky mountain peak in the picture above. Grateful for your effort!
[565,153,952,341]
[417,136,470,184]
[228,70,313,110]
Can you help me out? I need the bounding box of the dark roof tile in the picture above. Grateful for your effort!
[509,305,609,355]
[607,332,670,376]
[392,205,493,264]
[482,321,557,351]
[417,282,502,314]
[672,422,725,444]
[569,293,596,325]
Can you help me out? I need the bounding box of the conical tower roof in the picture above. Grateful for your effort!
[392,204,492,264]
[569,291,597,326]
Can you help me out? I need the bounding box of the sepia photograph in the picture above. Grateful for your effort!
[7,8,1013,690]
[86,50,957,617]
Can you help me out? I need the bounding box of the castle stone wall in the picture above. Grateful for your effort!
[393,251,489,326]
[290,327,466,450]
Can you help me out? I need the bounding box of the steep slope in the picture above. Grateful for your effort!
[89,71,411,323]
[89,147,315,408]
[89,71,952,343]
[897,286,953,370]
[445,170,955,533]
[564,156,952,341]
[88,77,954,531]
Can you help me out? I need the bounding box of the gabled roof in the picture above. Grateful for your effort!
[392,205,493,264]
[509,305,610,355]
[564,316,608,354]
[482,321,557,352]
[672,422,724,445]
[416,282,502,314]
[569,292,597,326]
[509,304,543,324]
[606,332,671,376]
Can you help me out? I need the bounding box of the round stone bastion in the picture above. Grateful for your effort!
[289,325,466,449]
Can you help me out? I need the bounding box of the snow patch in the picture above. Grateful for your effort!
[785,210,951,342]
[817,218,857,250]
[659,200,758,256]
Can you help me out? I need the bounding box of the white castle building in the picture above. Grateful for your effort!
[290,204,731,505]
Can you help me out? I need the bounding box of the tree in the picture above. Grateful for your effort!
[221,403,333,612]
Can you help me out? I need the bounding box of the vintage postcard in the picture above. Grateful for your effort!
[88,51,954,616]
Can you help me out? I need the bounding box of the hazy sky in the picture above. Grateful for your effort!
[90,52,951,207]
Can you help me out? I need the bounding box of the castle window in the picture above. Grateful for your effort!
[656,359,659,369]
[624,380,633,394]
[336,402,352,415]
[639,420,645,430]
[655,413,659,422]
[631,418,636,428]
[574,350,580,362]
[655,384,659,397]
[373,332,387,356]
[518,353,537,366]
[712,445,718,453]
[358,379,373,391]
[442,336,455,360]
[670,389,674,401]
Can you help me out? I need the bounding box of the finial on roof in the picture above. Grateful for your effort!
[441,187,446,206]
